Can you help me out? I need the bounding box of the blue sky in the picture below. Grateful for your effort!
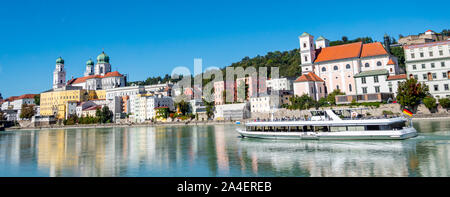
[0,0,449,97]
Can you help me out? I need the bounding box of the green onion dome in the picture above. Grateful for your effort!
[56,57,64,64]
[97,51,110,64]
[86,59,94,66]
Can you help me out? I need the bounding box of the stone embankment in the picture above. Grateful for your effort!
[7,120,236,131]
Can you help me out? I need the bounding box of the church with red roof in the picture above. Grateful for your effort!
[294,32,405,102]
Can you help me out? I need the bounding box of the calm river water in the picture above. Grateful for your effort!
[1,120,450,177]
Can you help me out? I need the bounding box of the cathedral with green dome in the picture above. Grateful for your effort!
[53,51,126,91]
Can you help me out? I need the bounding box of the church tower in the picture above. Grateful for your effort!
[84,58,94,76]
[299,32,316,74]
[384,33,391,55]
[53,57,66,89]
[94,51,111,76]
[315,36,329,49]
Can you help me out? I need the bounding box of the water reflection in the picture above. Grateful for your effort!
[0,121,449,177]
[237,139,416,176]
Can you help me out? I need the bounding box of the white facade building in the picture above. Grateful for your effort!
[129,94,174,123]
[354,70,390,95]
[214,103,250,120]
[66,52,126,91]
[404,40,450,99]
[297,32,404,97]
[250,95,281,113]
[266,78,293,91]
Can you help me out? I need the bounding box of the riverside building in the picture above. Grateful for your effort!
[294,32,406,104]
[404,39,450,99]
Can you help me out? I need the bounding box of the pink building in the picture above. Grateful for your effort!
[295,32,402,101]
[293,72,325,100]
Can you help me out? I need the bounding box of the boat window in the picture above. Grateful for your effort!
[264,126,273,131]
[311,111,325,116]
[302,125,313,132]
[347,126,365,131]
[315,126,329,132]
[330,126,347,132]
[366,125,381,130]
[389,122,406,130]
[289,126,302,132]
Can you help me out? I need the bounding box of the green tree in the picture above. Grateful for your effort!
[439,98,450,109]
[390,46,405,69]
[396,78,429,112]
[100,106,113,123]
[34,95,40,106]
[0,111,5,121]
[19,104,35,120]
[155,107,169,119]
[326,89,345,106]
[423,96,437,111]
[288,94,317,110]
[175,100,190,115]
[203,98,214,119]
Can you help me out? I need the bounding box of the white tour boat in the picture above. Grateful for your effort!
[237,108,418,140]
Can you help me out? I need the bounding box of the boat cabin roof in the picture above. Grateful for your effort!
[246,117,406,127]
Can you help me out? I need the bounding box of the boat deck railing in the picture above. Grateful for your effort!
[249,115,405,123]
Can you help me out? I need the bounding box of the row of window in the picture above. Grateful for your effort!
[430,84,450,92]
[410,50,447,59]
[411,72,450,81]
[411,62,446,70]
[361,86,381,94]
[320,61,385,72]
[361,76,380,84]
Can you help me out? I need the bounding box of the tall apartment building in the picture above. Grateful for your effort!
[404,40,450,99]
[129,94,174,123]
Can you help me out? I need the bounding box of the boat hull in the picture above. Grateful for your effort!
[236,127,418,140]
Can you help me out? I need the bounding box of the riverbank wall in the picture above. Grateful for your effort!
[5,120,237,131]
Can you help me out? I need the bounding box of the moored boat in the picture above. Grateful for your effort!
[237,108,417,140]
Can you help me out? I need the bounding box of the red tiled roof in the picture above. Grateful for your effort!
[6,96,19,101]
[154,106,169,109]
[104,71,123,78]
[17,94,38,99]
[387,74,407,81]
[83,105,102,111]
[314,42,362,63]
[5,94,37,102]
[67,71,124,84]
[295,72,324,82]
[387,58,395,65]
[360,42,388,57]
[314,42,388,63]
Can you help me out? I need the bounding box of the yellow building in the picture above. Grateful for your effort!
[40,89,106,119]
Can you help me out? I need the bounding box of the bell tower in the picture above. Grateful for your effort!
[53,57,66,89]
[84,59,94,76]
[95,51,111,76]
[299,32,316,74]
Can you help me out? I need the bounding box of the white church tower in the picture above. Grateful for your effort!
[315,36,329,49]
[53,57,66,89]
[94,51,111,76]
[299,32,316,74]
[84,58,94,76]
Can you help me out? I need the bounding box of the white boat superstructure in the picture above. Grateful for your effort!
[237,108,418,140]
